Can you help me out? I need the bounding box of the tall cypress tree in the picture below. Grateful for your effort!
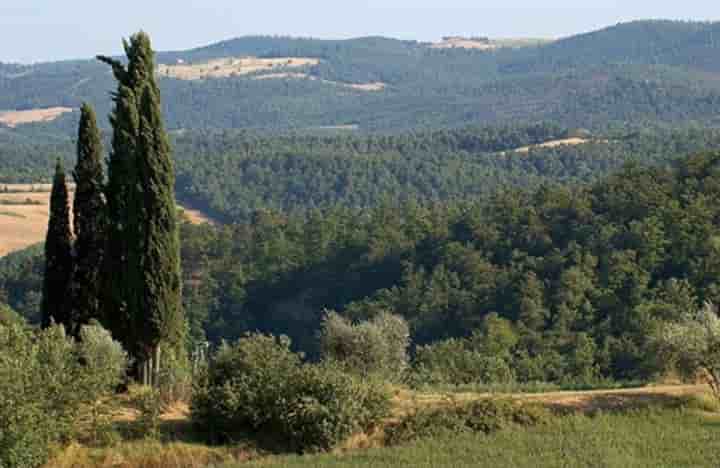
[71,103,107,336]
[41,159,74,330]
[99,32,184,381]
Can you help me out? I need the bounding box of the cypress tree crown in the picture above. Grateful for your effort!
[71,103,107,335]
[41,159,74,330]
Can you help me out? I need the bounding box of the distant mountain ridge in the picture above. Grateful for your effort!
[2,20,720,135]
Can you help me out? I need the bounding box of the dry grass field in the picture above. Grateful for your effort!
[0,107,74,127]
[252,72,386,91]
[429,37,553,50]
[0,185,213,257]
[513,137,591,153]
[45,383,712,468]
[157,57,319,80]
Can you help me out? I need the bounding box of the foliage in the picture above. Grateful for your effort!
[655,301,720,401]
[385,398,551,446]
[71,103,106,336]
[192,333,391,452]
[4,21,720,135]
[236,409,719,468]
[319,310,409,381]
[0,323,127,468]
[100,32,185,379]
[41,160,74,331]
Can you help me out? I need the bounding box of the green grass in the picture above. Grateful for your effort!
[228,409,719,468]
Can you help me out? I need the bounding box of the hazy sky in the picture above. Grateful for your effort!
[2,0,719,63]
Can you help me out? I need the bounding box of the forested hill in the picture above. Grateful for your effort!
[3,20,720,134]
[5,124,720,223]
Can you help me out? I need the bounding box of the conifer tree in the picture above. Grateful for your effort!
[99,32,184,383]
[41,159,74,330]
[71,103,107,335]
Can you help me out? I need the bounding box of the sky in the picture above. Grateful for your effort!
[2,0,720,63]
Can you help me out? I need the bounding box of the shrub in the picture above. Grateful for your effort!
[319,310,410,381]
[129,386,165,439]
[412,338,515,386]
[0,323,127,468]
[386,398,552,446]
[192,333,391,452]
[654,301,720,402]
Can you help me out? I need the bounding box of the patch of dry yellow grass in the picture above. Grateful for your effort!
[430,38,497,50]
[250,72,386,92]
[513,137,591,153]
[0,107,74,128]
[157,57,319,80]
[0,185,214,258]
[47,441,252,468]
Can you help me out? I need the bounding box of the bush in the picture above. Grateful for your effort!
[654,301,720,402]
[192,333,391,452]
[319,310,410,381]
[0,323,127,468]
[412,338,515,386]
[386,398,552,446]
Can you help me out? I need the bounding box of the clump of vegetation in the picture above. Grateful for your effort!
[0,322,127,468]
[385,398,551,446]
[192,333,391,452]
[655,301,720,402]
[320,310,410,381]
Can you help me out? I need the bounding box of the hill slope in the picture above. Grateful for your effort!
[2,20,720,134]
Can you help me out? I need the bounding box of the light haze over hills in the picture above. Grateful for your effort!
[1,0,719,63]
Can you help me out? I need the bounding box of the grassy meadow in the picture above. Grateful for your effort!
[236,409,720,468]
[45,390,720,468]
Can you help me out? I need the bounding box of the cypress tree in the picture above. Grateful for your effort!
[71,103,107,336]
[41,159,74,330]
[99,32,184,382]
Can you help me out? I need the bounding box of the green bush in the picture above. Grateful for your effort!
[192,333,391,452]
[412,338,515,386]
[0,322,127,468]
[319,310,410,381]
[386,399,552,446]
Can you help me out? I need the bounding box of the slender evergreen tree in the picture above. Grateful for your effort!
[99,32,184,383]
[70,103,107,336]
[41,159,74,330]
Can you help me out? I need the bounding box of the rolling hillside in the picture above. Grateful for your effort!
[2,20,720,135]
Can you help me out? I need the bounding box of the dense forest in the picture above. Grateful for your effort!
[3,20,720,135]
[4,123,720,222]
[5,149,720,385]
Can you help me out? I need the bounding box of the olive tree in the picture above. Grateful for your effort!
[655,301,720,401]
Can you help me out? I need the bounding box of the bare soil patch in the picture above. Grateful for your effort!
[157,57,319,80]
[0,107,74,128]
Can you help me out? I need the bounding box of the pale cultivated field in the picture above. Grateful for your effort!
[430,38,497,50]
[252,72,386,91]
[514,137,590,153]
[430,37,553,50]
[157,57,320,80]
[0,189,74,257]
[0,107,74,128]
[0,185,213,257]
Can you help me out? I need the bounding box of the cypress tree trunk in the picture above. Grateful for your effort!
[71,103,107,337]
[41,160,74,331]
